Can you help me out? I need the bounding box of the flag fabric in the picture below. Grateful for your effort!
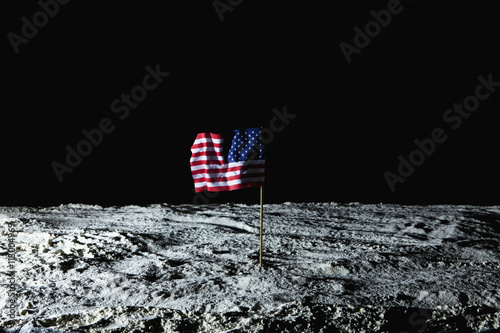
[190,128,265,192]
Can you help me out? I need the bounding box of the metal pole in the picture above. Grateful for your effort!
[259,186,264,267]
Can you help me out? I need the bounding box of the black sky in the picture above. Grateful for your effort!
[2,1,499,206]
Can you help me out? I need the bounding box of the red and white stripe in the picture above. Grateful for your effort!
[190,132,265,193]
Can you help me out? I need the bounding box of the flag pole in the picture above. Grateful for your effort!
[259,185,264,267]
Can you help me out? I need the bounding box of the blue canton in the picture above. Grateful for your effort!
[227,128,264,163]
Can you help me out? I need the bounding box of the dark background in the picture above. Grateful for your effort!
[2,1,499,206]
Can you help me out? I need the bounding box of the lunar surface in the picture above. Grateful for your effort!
[1,202,499,332]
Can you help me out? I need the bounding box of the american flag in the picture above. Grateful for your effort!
[190,128,265,192]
